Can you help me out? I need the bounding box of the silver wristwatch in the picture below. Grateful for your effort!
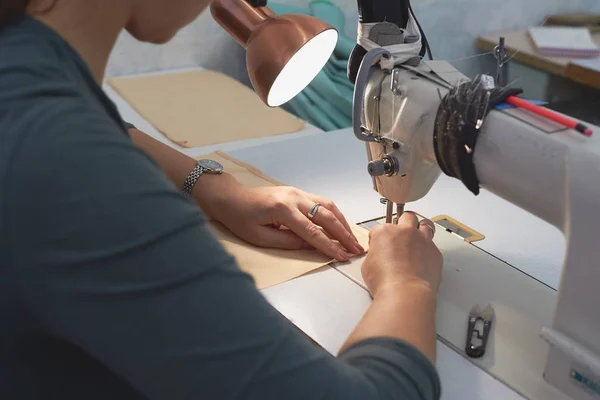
[182,159,224,195]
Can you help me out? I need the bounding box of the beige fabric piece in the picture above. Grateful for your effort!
[199,151,370,289]
[108,70,305,148]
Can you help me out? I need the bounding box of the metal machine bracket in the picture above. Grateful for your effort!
[431,215,485,243]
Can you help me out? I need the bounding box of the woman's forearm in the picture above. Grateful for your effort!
[339,283,438,364]
[129,127,198,187]
[127,127,363,257]
[128,127,237,218]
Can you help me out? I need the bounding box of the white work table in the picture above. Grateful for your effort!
[104,80,588,400]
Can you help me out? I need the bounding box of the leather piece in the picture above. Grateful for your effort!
[108,70,305,148]
[198,151,370,289]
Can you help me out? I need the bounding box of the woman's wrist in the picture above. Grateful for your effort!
[375,280,437,304]
[191,172,241,220]
[342,277,438,362]
[374,280,438,362]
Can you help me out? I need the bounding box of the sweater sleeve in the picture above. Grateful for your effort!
[5,100,441,400]
[338,338,441,400]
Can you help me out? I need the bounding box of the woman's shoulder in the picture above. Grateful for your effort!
[0,20,86,137]
[0,20,125,170]
[0,17,97,119]
[0,62,124,180]
[0,17,124,152]
[0,18,67,76]
[0,53,132,220]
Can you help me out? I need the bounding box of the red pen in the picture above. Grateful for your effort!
[505,96,593,137]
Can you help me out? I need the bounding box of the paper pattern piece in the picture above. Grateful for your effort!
[108,70,305,148]
[199,151,370,289]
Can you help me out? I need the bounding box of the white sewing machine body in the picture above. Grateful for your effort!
[351,43,600,399]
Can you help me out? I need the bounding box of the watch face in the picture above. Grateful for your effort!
[198,159,223,173]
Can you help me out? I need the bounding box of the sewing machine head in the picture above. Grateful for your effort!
[350,6,600,398]
[352,50,468,207]
[347,0,470,209]
[350,6,510,210]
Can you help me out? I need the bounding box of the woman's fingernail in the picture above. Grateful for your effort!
[354,241,365,253]
[336,250,350,261]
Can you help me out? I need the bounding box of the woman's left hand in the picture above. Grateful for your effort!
[199,174,364,261]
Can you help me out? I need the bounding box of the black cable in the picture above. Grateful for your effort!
[357,0,409,28]
[407,0,433,60]
[349,0,431,84]
[433,77,523,195]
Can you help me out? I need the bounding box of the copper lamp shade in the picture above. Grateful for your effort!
[210,0,338,107]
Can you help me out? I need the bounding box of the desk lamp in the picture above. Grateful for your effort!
[211,0,338,107]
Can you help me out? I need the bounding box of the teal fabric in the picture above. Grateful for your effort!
[269,0,354,131]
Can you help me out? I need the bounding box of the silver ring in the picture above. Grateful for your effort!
[308,203,321,219]
[419,220,435,235]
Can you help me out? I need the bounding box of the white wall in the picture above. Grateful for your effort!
[107,0,600,98]
[407,0,600,94]
[106,0,353,84]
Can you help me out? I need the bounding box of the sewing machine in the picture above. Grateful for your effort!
[107,0,598,397]
[348,1,600,399]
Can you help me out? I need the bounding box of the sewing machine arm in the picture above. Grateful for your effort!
[349,4,600,399]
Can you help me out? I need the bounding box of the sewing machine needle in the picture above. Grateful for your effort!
[397,203,404,217]
[393,203,405,224]
[385,200,394,224]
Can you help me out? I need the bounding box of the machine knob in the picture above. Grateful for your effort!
[368,155,400,177]
[368,159,388,176]
[369,157,398,176]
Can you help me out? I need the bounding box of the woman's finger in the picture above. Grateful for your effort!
[397,211,419,228]
[281,209,351,261]
[307,194,356,240]
[418,219,436,240]
[302,200,364,255]
[253,226,312,250]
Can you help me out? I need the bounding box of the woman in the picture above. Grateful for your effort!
[0,1,443,399]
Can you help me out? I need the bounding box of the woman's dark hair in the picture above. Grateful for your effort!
[0,0,30,29]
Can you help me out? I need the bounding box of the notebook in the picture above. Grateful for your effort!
[529,26,600,57]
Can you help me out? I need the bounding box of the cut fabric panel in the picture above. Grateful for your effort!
[197,151,370,289]
[109,70,305,147]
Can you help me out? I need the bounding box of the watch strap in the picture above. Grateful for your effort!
[182,163,205,196]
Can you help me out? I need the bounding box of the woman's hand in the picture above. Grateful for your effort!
[197,174,364,261]
[126,128,362,260]
[361,212,443,297]
[342,212,442,364]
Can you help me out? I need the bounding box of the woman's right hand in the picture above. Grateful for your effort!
[361,212,443,297]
